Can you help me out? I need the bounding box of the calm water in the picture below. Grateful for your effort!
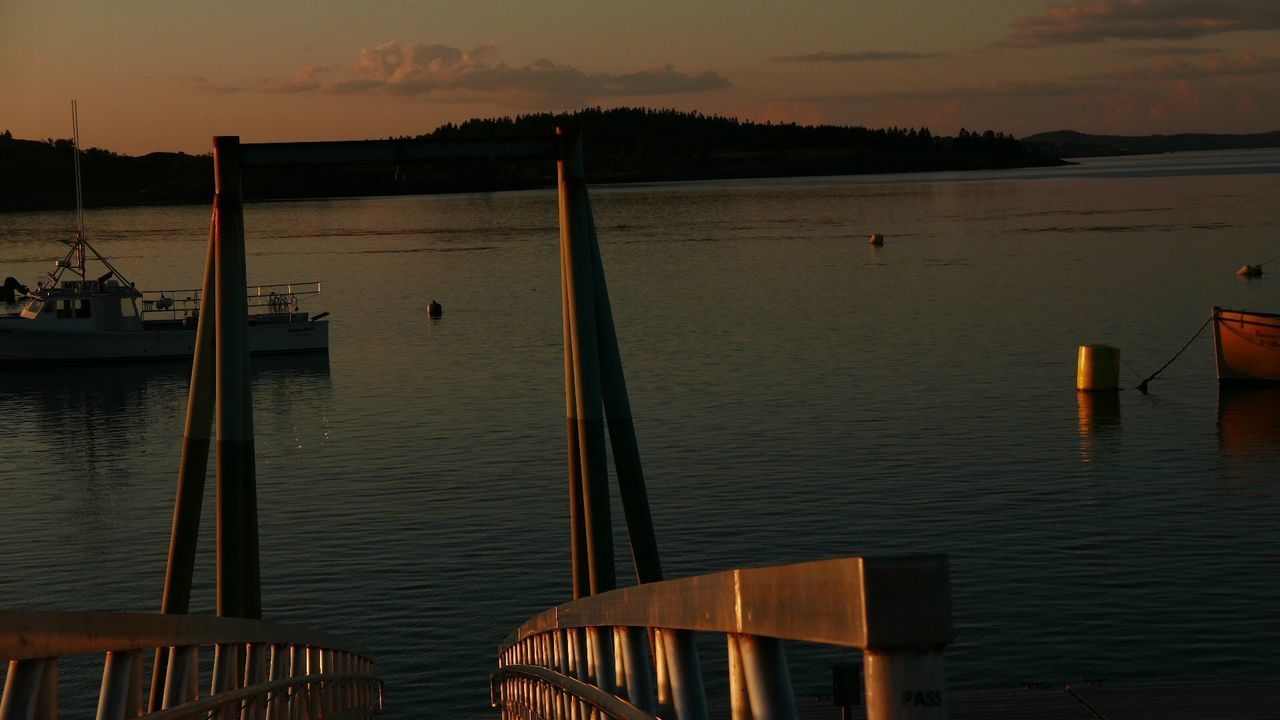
[1,149,1279,717]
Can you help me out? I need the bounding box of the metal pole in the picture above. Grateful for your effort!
[557,127,616,598]
[737,635,796,720]
[562,220,589,601]
[727,636,750,720]
[620,626,655,714]
[663,630,707,720]
[863,650,946,720]
[585,208,663,585]
[151,206,218,711]
[213,135,251,620]
[1,659,45,720]
[96,651,131,720]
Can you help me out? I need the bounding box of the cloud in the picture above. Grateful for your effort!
[1118,45,1221,57]
[770,51,944,63]
[791,79,1105,102]
[1001,1,1280,47]
[192,42,728,102]
[1091,52,1280,80]
[783,53,1280,104]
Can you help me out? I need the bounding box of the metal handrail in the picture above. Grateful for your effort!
[492,666,651,720]
[0,611,381,720]
[0,611,367,660]
[143,672,375,720]
[493,555,952,720]
[500,555,951,652]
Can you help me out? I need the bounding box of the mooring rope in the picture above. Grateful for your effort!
[1136,316,1213,394]
[1255,251,1280,268]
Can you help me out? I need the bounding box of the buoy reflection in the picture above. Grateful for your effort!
[1077,390,1121,463]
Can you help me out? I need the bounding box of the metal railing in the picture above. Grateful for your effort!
[0,611,382,720]
[493,555,951,720]
[141,282,322,323]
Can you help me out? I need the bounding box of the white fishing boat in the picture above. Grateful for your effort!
[1211,306,1280,383]
[0,102,328,365]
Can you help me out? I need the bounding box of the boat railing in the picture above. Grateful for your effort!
[141,281,322,323]
[0,610,383,720]
[492,555,952,720]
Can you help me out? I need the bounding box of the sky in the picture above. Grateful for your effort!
[2,0,1279,155]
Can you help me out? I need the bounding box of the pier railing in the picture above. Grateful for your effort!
[0,611,382,720]
[493,555,951,720]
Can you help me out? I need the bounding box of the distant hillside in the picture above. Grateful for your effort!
[1021,129,1280,158]
[1,109,1063,211]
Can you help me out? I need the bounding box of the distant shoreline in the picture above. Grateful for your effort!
[1,108,1067,213]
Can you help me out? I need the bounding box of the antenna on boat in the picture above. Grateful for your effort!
[72,99,85,277]
[50,100,131,290]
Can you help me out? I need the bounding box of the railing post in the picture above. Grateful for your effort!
[211,643,241,720]
[265,645,281,720]
[620,627,654,714]
[737,635,796,720]
[96,650,139,720]
[1,659,38,720]
[653,630,673,719]
[662,630,707,720]
[161,646,197,710]
[864,651,947,720]
[727,636,750,720]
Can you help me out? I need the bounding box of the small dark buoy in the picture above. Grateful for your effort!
[1237,264,1263,278]
[869,233,885,246]
[427,299,443,318]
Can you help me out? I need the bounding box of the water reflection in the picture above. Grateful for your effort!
[0,355,332,463]
[1217,384,1280,461]
[1077,391,1121,463]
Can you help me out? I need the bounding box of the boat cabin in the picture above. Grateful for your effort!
[20,280,143,332]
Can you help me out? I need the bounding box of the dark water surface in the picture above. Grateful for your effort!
[2,149,1279,717]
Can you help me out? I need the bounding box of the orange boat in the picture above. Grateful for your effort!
[1212,307,1280,382]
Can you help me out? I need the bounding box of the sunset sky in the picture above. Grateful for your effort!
[3,0,1279,155]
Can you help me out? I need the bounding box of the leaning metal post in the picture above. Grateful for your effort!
[150,208,219,710]
[585,209,663,585]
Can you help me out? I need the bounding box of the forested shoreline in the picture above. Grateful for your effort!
[1,108,1062,211]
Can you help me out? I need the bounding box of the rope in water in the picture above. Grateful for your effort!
[1254,251,1280,268]
[1136,316,1213,394]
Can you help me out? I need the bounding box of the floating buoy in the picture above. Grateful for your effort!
[869,233,885,246]
[1237,264,1263,278]
[1077,344,1120,391]
[427,299,443,318]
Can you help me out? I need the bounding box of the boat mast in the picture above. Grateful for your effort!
[72,99,85,279]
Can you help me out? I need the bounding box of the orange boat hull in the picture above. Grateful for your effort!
[1212,307,1280,382]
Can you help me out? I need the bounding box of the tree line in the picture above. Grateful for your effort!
[1,108,1061,211]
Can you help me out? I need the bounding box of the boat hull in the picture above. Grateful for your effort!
[0,319,328,364]
[1212,307,1280,383]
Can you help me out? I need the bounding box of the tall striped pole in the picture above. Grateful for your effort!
[213,135,250,621]
[557,127,616,596]
[560,166,590,603]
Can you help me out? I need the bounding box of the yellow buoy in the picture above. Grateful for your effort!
[1237,264,1263,278]
[869,233,885,246]
[1077,344,1121,391]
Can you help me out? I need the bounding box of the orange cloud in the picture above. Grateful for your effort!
[1002,1,1280,47]
[191,42,729,103]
